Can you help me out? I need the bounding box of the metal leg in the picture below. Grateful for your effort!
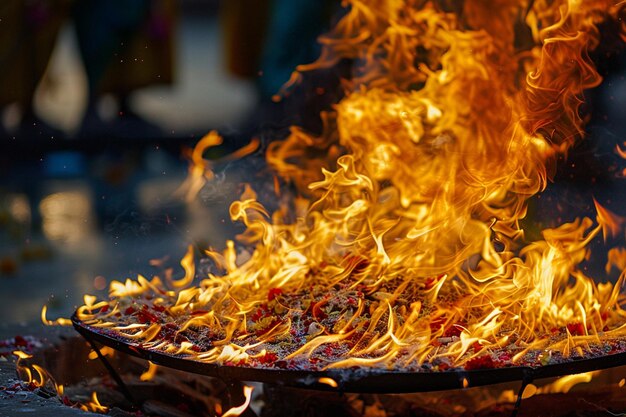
[511,372,533,417]
[81,334,138,407]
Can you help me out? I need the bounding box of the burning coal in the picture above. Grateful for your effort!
[49,0,626,374]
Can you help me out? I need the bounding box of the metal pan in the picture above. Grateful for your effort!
[71,313,626,393]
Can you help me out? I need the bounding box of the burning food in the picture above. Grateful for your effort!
[58,0,626,379]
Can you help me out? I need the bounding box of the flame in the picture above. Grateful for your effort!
[221,385,254,417]
[516,371,598,399]
[177,131,260,202]
[13,350,32,360]
[70,0,626,375]
[170,245,195,288]
[606,247,626,274]
[140,361,159,381]
[521,384,538,399]
[80,392,109,414]
[539,371,597,394]
[13,349,113,414]
[178,131,222,202]
[318,377,339,388]
[41,305,72,326]
[593,199,625,242]
[616,142,626,160]
[88,346,116,360]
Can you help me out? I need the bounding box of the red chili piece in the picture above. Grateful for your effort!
[464,355,495,370]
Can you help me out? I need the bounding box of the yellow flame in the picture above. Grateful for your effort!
[41,305,72,326]
[80,392,109,414]
[318,377,338,388]
[88,346,116,360]
[13,351,57,391]
[539,371,597,394]
[170,245,195,288]
[177,132,260,202]
[140,361,159,381]
[14,350,112,414]
[13,350,32,360]
[522,384,538,399]
[222,385,254,417]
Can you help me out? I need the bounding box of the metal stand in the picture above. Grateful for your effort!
[82,332,261,416]
[80,333,138,408]
[511,371,533,417]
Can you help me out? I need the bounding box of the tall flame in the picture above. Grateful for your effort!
[74,0,626,372]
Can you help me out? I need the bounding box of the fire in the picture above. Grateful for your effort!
[540,371,597,394]
[80,392,109,414]
[503,370,598,401]
[41,305,72,326]
[221,385,254,417]
[13,350,108,413]
[318,377,339,388]
[66,0,626,375]
[88,346,115,360]
[140,361,159,381]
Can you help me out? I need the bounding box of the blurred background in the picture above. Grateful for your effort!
[0,0,341,324]
[0,0,624,326]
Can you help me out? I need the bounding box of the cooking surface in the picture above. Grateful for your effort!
[73,313,626,393]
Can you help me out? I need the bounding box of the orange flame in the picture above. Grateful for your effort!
[318,377,339,388]
[593,199,625,241]
[88,346,116,360]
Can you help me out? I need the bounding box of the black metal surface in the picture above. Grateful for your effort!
[72,313,626,394]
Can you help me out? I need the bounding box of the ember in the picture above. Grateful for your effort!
[50,0,626,394]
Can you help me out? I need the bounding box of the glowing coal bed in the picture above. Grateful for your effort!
[72,279,626,381]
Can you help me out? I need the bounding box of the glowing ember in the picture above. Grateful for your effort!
[57,0,626,374]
